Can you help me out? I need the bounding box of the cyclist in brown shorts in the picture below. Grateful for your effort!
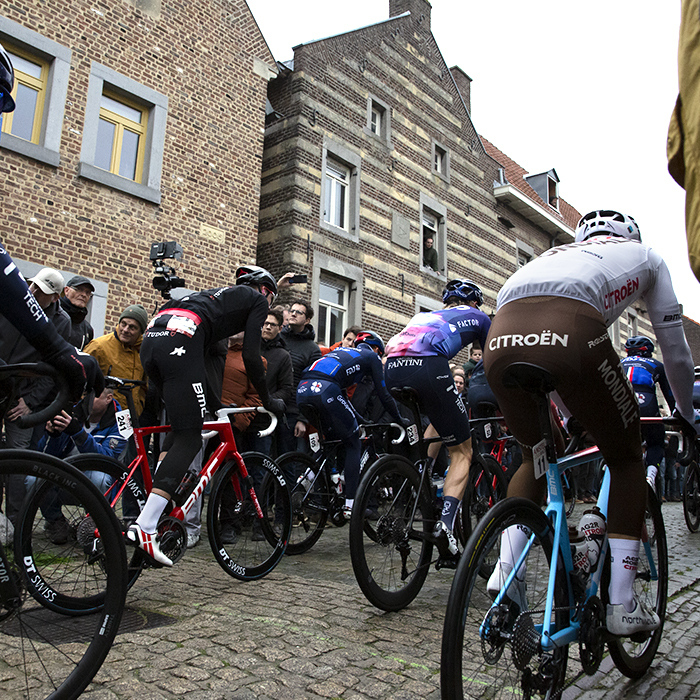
[483,210,696,637]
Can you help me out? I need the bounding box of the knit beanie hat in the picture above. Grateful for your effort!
[119,304,148,333]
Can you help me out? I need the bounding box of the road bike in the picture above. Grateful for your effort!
[0,363,128,700]
[348,386,507,612]
[16,377,292,615]
[441,362,672,699]
[277,416,405,555]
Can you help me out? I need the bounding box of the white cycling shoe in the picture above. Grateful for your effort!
[606,596,660,636]
[487,560,527,616]
[126,523,173,567]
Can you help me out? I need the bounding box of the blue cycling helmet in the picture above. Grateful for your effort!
[442,278,483,307]
[354,330,385,356]
[0,43,15,113]
[625,335,654,357]
[575,210,641,243]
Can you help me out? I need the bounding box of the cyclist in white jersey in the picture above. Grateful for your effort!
[484,210,696,637]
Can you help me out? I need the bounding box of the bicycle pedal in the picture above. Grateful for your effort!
[435,554,459,570]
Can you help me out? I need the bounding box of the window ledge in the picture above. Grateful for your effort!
[78,162,161,204]
[320,219,359,242]
[1,133,60,167]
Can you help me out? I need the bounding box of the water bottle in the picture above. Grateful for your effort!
[577,506,606,572]
[297,467,316,490]
[331,471,343,495]
[174,469,198,505]
[569,525,590,575]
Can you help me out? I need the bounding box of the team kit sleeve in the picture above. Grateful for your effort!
[241,293,272,407]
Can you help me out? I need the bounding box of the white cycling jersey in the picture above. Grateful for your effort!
[497,235,695,424]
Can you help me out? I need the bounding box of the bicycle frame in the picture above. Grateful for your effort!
[106,407,276,526]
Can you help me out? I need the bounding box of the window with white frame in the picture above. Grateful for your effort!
[79,62,168,204]
[0,18,71,167]
[420,193,446,276]
[516,240,534,268]
[319,138,361,241]
[324,159,349,230]
[627,310,639,339]
[317,275,349,347]
[365,96,391,145]
[432,140,449,180]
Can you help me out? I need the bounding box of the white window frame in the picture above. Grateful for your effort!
[79,62,168,205]
[0,17,71,167]
[319,137,361,242]
[431,139,450,182]
[364,95,392,146]
[324,159,350,230]
[311,252,363,333]
[627,310,639,340]
[317,275,349,347]
[516,240,534,268]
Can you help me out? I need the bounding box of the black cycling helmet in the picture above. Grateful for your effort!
[354,330,385,356]
[235,265,278,300]
[442,278,484,307]
[625,335,654,357]
[0,43,16,113]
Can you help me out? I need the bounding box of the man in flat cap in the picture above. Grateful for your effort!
[61,275,95,350]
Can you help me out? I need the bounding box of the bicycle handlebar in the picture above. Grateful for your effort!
[210,406,278,438]
[356,421,406,445]
[0,362,72,429]
[104,375,147,391]
[640,416,697,466]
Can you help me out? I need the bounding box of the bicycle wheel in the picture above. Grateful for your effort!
[1,449,127,700]
[441,497,569,700]
[682,461,700,533]
[458,453,508,545]
[207,452,291,581]
[67,454,146,592]
[349,455,434,612]
[607,485,668,679]
[276,451,329,555]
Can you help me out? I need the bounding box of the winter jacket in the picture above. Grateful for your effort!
[221,345,268,432]
[60,296,94,350]
[38,398,128,461]
[280,324,322,419]
[85,330,146,416]
[0,299,71,410]
[261,333,294,408]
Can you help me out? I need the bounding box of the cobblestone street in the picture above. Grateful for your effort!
[38,502,700,700]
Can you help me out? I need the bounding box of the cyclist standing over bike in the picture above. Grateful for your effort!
[129,265,284,566]
[621,336,675,490]
[384,279,491,563]
[296,330,407,517]
[483,210,696,636]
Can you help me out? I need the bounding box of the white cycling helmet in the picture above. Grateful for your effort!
[574,210,641,243]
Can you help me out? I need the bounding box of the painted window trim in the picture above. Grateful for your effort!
[311,252,363,327]
[419,192,447,278]
[319,137,361,243]
[79,62,168,205]
[0,17,71,167]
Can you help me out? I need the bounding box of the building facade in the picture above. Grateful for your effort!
[1,0,276,333]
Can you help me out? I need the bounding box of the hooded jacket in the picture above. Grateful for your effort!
[281,324,322,419]
[261,333,294,408]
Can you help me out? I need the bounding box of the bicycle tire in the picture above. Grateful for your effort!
[1,449,127,700]
[607,485,668,679]
[682,461,700,533]
[349,455,434,612]
[458,453,508,545]
[66,453,146,592]
[207,452,291,580]
[276,451,329,555]
[441,497,569,700]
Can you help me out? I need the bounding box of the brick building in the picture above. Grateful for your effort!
[257,0,581,352]
[1,0,276,333]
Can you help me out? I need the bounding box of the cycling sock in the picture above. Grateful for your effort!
[646,465,658,484]
[499,524,531,578]
[608,537,640,611]
[135,493,170,535]
[440,496,460,531]
[344,498,354,510]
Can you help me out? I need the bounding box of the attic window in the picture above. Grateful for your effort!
[548,176,559,210]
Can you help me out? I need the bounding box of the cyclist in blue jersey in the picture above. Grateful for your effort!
[296,330,406,517]
[621,336,675,491]
[384,279,491,563]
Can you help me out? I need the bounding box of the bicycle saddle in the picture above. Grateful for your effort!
[390,386,420,406]
[500,363,557,395]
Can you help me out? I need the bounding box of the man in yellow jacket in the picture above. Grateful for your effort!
[85,304,148,418]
